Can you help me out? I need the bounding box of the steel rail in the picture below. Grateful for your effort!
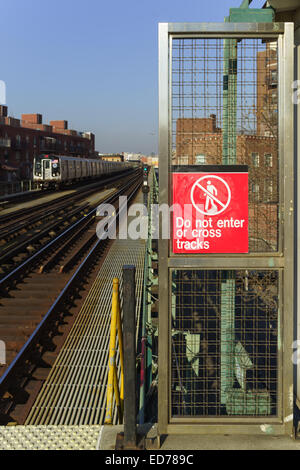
[0,171,141,292]
[39,215,96,273]
[0,176,142,421]
[0,203,69,240]
[0,170,138,256]
[0,203,90,266]
[0,168,136,226]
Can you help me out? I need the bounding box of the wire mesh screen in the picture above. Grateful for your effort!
[171,269,278,417]
[172,38,279,252]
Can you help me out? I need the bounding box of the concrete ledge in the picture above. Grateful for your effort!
[98,424,300,450]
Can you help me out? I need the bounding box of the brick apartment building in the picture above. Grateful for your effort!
[0,105,95,181]
[257,42,278,137]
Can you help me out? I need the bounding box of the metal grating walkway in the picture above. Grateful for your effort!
[25,193,146,425]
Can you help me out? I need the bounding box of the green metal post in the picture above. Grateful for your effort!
[222,36,229,163]
[221,18,237,407]
[220,0,274,412]
[139,168,157,423]
[222,20,237,164]
[228,38,237,164]
[220,271,236,404]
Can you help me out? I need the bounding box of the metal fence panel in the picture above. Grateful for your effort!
[158,22,294,435]
[171,37,279,253]
[171,269,279,418]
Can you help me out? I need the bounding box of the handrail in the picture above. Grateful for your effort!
[105,278,124,424]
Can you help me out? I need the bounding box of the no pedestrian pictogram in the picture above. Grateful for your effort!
[191,175,231,216]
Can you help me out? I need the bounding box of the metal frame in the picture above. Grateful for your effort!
[296,36,300,416]
[158,22,294,435]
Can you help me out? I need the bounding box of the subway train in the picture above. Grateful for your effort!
[33,154,139,189]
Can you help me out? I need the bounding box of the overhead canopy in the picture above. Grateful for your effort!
[265,0,300,11]
[263,0,300,42]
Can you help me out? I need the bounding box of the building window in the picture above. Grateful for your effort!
[179,156,189,165]
[271,70,277,84]
[15,151,21,162]
[264,179,273,201]
[271,92,277,104]
[265,153,272,167]
[251,153,259,167]
[195,154,206,164]
[252,183,259,201]
[25,152,29,162]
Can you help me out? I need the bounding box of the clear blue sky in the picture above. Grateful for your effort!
[2,0,265,154]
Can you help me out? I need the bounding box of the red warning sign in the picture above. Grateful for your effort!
[172,170,248,254]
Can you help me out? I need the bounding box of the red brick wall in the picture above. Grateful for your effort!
[0,111,95,181]
[50,120,68,130]
[21,113,42,124]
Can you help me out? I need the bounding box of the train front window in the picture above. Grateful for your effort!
[51,159,60,177]
[34,156,42,176]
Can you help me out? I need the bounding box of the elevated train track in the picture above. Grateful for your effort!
[0,169,137,278]
[0,170,143,424]
[0,169,135,239]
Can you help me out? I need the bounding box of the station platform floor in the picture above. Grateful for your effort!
[0,188,76,215]
[1,424,300,450]
[0,185,117,215]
